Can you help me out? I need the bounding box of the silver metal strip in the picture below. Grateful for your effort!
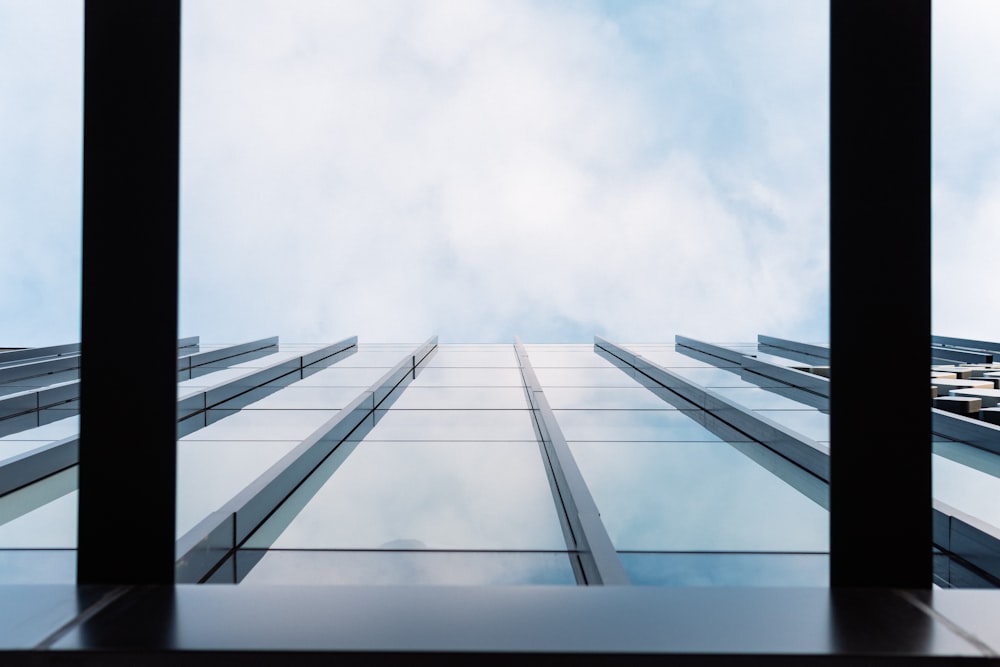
[596,337,830,480]
[0,338,358,499]
[677,335,830,398]
[175,336,438,583]
[0,343,80,366]
[757,335,830,364]
[177,336,280,379]
[600,338,1000,586]
[176,336,358,437]
[514,338,629,586]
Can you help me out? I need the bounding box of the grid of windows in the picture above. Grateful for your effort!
[3,335,1000,588]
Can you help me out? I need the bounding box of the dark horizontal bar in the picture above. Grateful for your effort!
[175,336,438,583]
[5,584,992,660]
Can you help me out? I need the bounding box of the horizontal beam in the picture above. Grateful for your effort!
[177,336,279,379]
[176,337,357,437]
[677,336,829,398]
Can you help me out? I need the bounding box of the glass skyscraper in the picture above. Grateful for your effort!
[3,333,1000,589]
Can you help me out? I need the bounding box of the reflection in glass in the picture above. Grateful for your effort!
[569,441,828,552]
[359,410,537,441]
[175,440,300,537]
[0,550,75,584]
[620,552,828,586]
[239,550,576,585]
[247,441,565,551]
[934,447,1000,530]
[556,410,726,442]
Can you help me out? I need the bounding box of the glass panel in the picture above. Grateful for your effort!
[0,416,78,442]
[670,367,789,388]
[620,552,828,586]
[199,409,338,440]
[247,441,566,551]
[712,387,823,411]
[533,368,643,388]
[933,444,1000,531]
[410,368,524,387]
[523,347,622,368]
[543,387,674,410]
[358,410,537,441]
[388,387,528,410]
[423,348,518,367]
[295,366,395,387]
[556,410,728,442]
[569,441,828,552]
[753,409,829,442]
[0,550,75,584]
[238,550,576,586]
[0,468,77,549]
[627,346,736,369]
[233,386,363,410]
[176,440,300,537]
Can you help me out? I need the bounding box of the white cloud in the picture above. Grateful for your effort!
[179,0,830,344]
[933,0,1000,340]
[0,1,82,346]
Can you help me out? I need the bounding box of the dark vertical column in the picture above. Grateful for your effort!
[78,1,181,584]
[830,1,930,587]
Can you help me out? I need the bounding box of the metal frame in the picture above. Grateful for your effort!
[677,336,829,399]
[514,339,629,586]
[177,336,280,380]
[176,337,438,583]
[598,338,1000,587]
[757,335,830,365]
[0,338,358,500]
[176,337,357,437]
[78,0,181,585]
[595,338,830,481]
[0,344,80,366]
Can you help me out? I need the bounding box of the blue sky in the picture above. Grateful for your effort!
[0,1,996,346]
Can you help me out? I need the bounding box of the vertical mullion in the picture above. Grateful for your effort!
[78,1,181,584]
[514,339,629,586]
[829,0,931,587]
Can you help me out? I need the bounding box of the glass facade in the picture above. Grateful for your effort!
[2,334,999,589]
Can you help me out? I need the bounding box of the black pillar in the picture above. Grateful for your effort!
[830,1,931,587]
[78,1,181,584]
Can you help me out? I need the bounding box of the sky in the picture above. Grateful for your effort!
[0,1,996,346]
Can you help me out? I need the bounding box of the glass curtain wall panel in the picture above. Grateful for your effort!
[240,345,574,586]
[528,344,829,586]
[175,344,402,539]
